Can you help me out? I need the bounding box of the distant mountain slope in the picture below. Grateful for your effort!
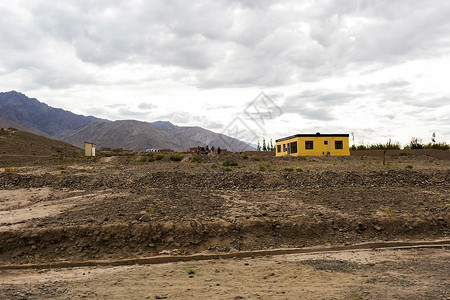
[0,128,82,157]
[64,120,204,152]
[0,116,33,132]
[0,91,104,138]
[0,91,256,152]
[152,122,254,152]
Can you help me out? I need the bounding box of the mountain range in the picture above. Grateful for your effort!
[0,91,254,152]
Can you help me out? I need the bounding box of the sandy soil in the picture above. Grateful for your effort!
[1,246,449,299]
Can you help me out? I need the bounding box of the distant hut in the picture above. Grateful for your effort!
[84,142,96,157]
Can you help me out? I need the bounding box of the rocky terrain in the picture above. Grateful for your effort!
[0,150,449,299]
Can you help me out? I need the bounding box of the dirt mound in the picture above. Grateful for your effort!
[0,128,82,166]
[0,216,447,265]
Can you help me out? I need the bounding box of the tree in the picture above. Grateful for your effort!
[262,137,267,151]
[257,140,261,151]
[270,139,274,151]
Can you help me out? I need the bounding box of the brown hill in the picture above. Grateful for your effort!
[159,123,254,152]
[64,120,255,152]
[63,120,203,151]
[0,128,82,157]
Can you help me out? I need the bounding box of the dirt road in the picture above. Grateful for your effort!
[1,246,449,299]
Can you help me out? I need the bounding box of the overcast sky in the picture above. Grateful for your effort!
[1,0,450,146]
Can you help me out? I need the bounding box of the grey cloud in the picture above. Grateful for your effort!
[203,104,234,110]
[404,96,450,109]
[358,80,411,91]
[281,104,335,121]
[89,104,153,120]
[137,102,156,110]
[116,107,152,119]
[106,103,128,109]
[152,111,225,131]
[31,1,228,69]
[278,89,364,121]
[2,0,450,91]
[205,121,225,130]
[286,90,357,106]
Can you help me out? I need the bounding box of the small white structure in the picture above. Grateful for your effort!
[84,142,96,157]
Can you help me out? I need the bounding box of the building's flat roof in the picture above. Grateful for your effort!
[276,133,349,142]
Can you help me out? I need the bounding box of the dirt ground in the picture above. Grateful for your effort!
[0,151,449,299]
[1,247,449,299]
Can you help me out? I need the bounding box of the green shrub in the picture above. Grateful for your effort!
[423,142,449,150]
[405,165,413,169]
[367,143,401,150]
[222,161,238,167]
[243,155,248,159]
[283,168,294,172]
[3,168,16,173]
[170,155,183,162]
[155,154,164,160]
[192,156,202,163]
[211,164,218,169]
[354,143,401,150]
[56,165,66,170]
[296,168,303,172]
[406,137,423,149]
[139,157,147,162]
[259,166,266,171]
[144,152,154,157]
[223,167,232,172]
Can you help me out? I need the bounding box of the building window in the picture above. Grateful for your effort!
[324,141,328,145]
[290,141,298,153]
[305,141,313,149]
[335,141,343,149]
[283,144,286,152]
[277,145,281,153]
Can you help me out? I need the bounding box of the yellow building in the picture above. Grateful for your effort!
[276,133,350,157]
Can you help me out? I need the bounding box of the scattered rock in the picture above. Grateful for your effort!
[373,225,382,231]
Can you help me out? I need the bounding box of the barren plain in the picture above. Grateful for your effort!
[0,151,449,299]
